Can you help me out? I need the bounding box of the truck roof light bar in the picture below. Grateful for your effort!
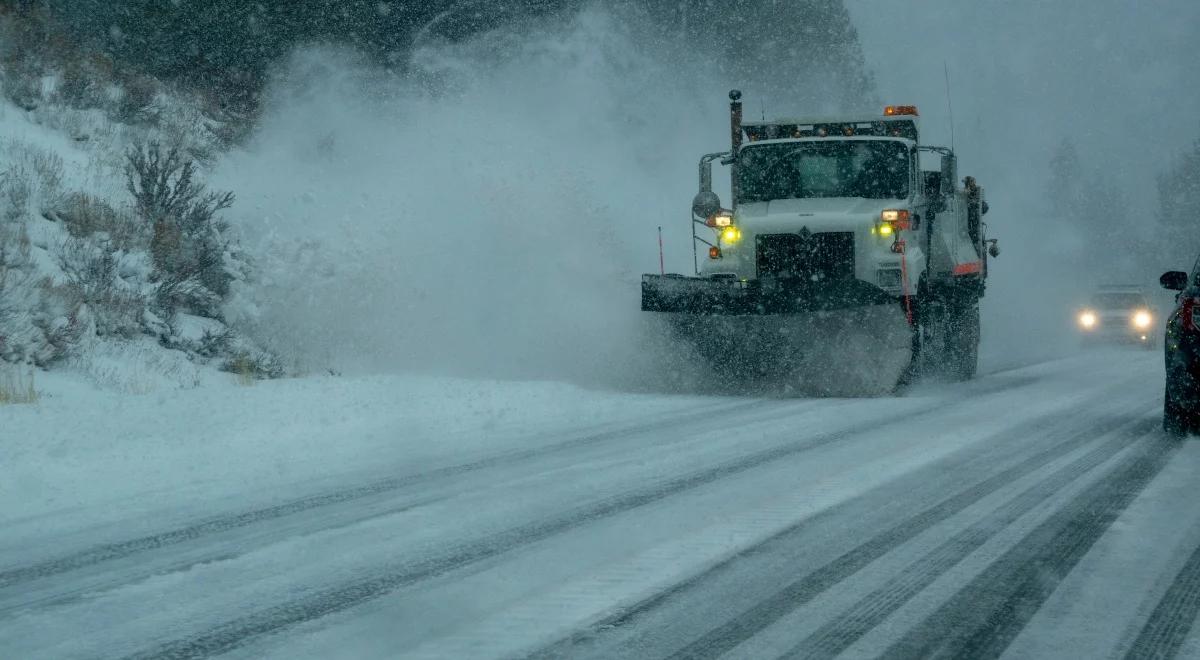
[884,105,919,116]
[743,119,918,142]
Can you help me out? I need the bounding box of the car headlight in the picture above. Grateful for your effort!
[1078,311,1097,329]
[1133,310,1152,328]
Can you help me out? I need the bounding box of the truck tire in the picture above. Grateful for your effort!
[948,303,980,380]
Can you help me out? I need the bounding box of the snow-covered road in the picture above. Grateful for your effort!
[3,349,1194,659]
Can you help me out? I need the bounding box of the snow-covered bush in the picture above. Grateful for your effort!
[0,58,41,111]
[1,139,65,219]
[65,337,203,393]
[0,141,86,366]
[51,192,146,252]
[54,236,148,339]
[0,8,282,388]
[221,348,285,382]
[56,57,107,109]
[0,103,270,379]
[113,73,158,125]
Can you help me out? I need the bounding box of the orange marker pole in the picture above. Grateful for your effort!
[657,226,665,275]
[898,241,914,326]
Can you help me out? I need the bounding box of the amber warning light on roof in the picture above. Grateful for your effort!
[884,105,919,116]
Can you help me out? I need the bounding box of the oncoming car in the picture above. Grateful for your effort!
[1161,257,1200,435]
[1076,286,1157,348]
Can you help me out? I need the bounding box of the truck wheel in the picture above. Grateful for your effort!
[907,295,944,383]
[946,303,980,381]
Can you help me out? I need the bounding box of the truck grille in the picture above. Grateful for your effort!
[756,232,855,281]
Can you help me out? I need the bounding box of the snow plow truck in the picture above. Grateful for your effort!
[643,91,998,395]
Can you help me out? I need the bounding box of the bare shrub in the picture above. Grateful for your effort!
[1,57,43,111]
[67,339,203,393]
[196,326,234,358]
[126,142,232,226]
[55,237,146,339]
[1,166,30,221]
[125,142,237,317]
[57,59,102,108]
[0,364,38,404]
[35,284,90,364]
[115,73,159,124]
[153,274,221,318]
[51,192,146,252]
[1,141,65,217]
[24,144,63,194]
[197,89,259,149]
[221,351,283,383]
[0,5,58,111]
[0,223,34,356]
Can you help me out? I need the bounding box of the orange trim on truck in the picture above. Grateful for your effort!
[953,261,983,276]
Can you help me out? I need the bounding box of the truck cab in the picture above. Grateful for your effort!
[642,91,997,391]
[695,103,989,308]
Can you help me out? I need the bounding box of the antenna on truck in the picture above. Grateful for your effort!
[944,62,956,152]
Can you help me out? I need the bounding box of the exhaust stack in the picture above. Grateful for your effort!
[729,89,743,207]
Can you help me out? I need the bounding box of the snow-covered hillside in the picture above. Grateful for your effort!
[0,59,279,395]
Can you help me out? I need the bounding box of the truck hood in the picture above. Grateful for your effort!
[737,198,902,234]
[739,198,902,219]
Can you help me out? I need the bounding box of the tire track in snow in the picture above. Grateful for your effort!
[4,397,868,621]
[0,399,763,591]
[649,406,1155,660]
[1123,538,1200,660]
[118,395,970,660]
[525,381,1150,660]
[784,416,1159,659]
[880,425,1181,660]
[0,360,1044,597]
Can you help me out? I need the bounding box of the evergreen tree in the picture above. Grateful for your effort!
[1046,138,1143,282]
[642,0,874,111]
[1047,138,1085,225]
[41,0,873,113]
[1157,137,1200,268]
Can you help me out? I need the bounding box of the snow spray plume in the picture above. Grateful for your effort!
[216,11,713,385]
[216,5,874,387]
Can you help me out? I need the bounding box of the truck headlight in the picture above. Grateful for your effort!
[880,209,911,230]
[706,212,733,228]
[1078,311,1097,329]
[1133,310,1152,328]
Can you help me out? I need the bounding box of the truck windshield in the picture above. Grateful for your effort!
[1090,292,1148,310]
[738,140,910,202]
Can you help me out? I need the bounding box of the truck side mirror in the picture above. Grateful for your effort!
[923,171,946,213]
[1161,270,1189,291]
[692,191,722,219]
[694,155,724,218]
[940,154,957,196]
